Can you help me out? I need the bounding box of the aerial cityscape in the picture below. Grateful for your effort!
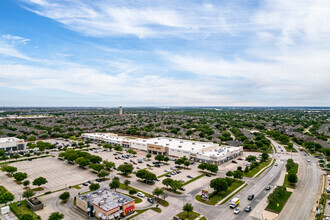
[0,1,330,220]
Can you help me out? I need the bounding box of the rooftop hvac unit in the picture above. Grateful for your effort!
[154,142,158,144]
[192,143,195,145]
[178,146,182,148]
[180,141,183,143]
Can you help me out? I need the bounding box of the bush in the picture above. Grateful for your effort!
[129,189,137,195]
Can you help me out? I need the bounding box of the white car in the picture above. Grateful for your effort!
[137,192,145,198]
[307,159,310,162]
[234,208,241,215]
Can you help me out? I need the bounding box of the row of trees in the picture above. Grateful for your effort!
[198,163,218,173]
[20,212,64,220]
[162,178,183,192]
[286,159,298,186]
[136,169,157,183]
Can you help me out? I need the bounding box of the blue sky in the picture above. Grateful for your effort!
[0,0,329,107]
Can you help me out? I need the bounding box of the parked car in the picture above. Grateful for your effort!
[82,183,88,186]
[165,174,171,177]
[96,179,102,182]
[234,208,241,215]
[206,173,211,177]
[147,164,151,166]
[232,160,237,164]
[88,180,93,184]
[248,194,254,200]
[137,192,145,198]
[245,206,252,212]
[164,169,169,172]
[136,167,140,170]
[147,197,154,203]
[170,167,175,170]
[173,216,182,220]
[176,170,181,173]
[187,175,193,178]
[179,187,185,191]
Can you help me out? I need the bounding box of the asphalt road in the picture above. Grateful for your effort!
[277,143,323,220]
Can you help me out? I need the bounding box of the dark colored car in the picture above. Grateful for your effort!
[147,164,151,167]
[265,185,271,190]
[179,187,185,191]
[245,206,251,212]
[96,178,102,182]
[248,194,254,200]
[166,174,171,177]
[82,183,88,186]
[232,160,237,164]
[206,173,211,177]
[187,175,193,178]
[147,197,154,203]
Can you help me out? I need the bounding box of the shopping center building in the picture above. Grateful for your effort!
[82,133,242,165]
[0,137,25,152]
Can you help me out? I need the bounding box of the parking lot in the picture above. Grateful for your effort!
[13,157,96,191]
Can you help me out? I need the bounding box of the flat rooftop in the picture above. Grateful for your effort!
[200,146,241,157]
[0,137,21,144]
[79,188,134,211]
[146,137,217,153]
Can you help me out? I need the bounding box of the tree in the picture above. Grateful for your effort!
[226,171,233,177]
[233,170,243,179]
[103,144,113,151]
[152,188,164,201]
[124,180,131,189]
[89,164,104,172]
[164,156,170,163]
[184,161,190,169]
[175,158,185,167]
[109,178,120,191]
[48,212,64,220]
[146,154,151,159]
[162,178,173,188]
[33,177,47,187]
[287,173,298,185]
[20,214,34,220]
[198,163,207,170]
[98,170,109,180]
[103,160,115,170]
[135,169,156,183]
[22,190,35,199]
[2,166,17,176]
[89,183,100,191]
[246,155,257,162]
[117,164,134,176]
[59,192,70,202]
[183,203,194,217]
[210,178,228,194]
[206,164,218,173]
[261,153,269,161]
[23,180,30,187]
[169,180,183,192]
[75,157,90,168]
[13,172,28,182]
[155,154,165,162]
[90,155,102,164]
[0,192,15,204]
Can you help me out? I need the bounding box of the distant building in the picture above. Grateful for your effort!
[76,188,135,219]
[0,137,25,152]
[82,133,242,165]
[119,107,123,115]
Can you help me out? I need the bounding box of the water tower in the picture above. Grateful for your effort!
[119,106,123,115]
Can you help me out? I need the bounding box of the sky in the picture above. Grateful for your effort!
[0,0,329,107]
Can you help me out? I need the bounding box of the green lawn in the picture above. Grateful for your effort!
[176,211,200,220]
[9,200,39,219]
[243,159,272,178]
[195,180,244,205]
[199,217,207,220]
[283,174,295,189]
[284,146,297,153]
[72,184,81,189]
[220,183,248,205]
[266,191,292,213]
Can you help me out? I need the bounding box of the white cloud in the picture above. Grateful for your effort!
[20,0,243,38]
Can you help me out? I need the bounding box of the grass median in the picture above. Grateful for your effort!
[177,211,200,220]
[195,180,244,205]
[244,159,272,178]
[266,191,292,213]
